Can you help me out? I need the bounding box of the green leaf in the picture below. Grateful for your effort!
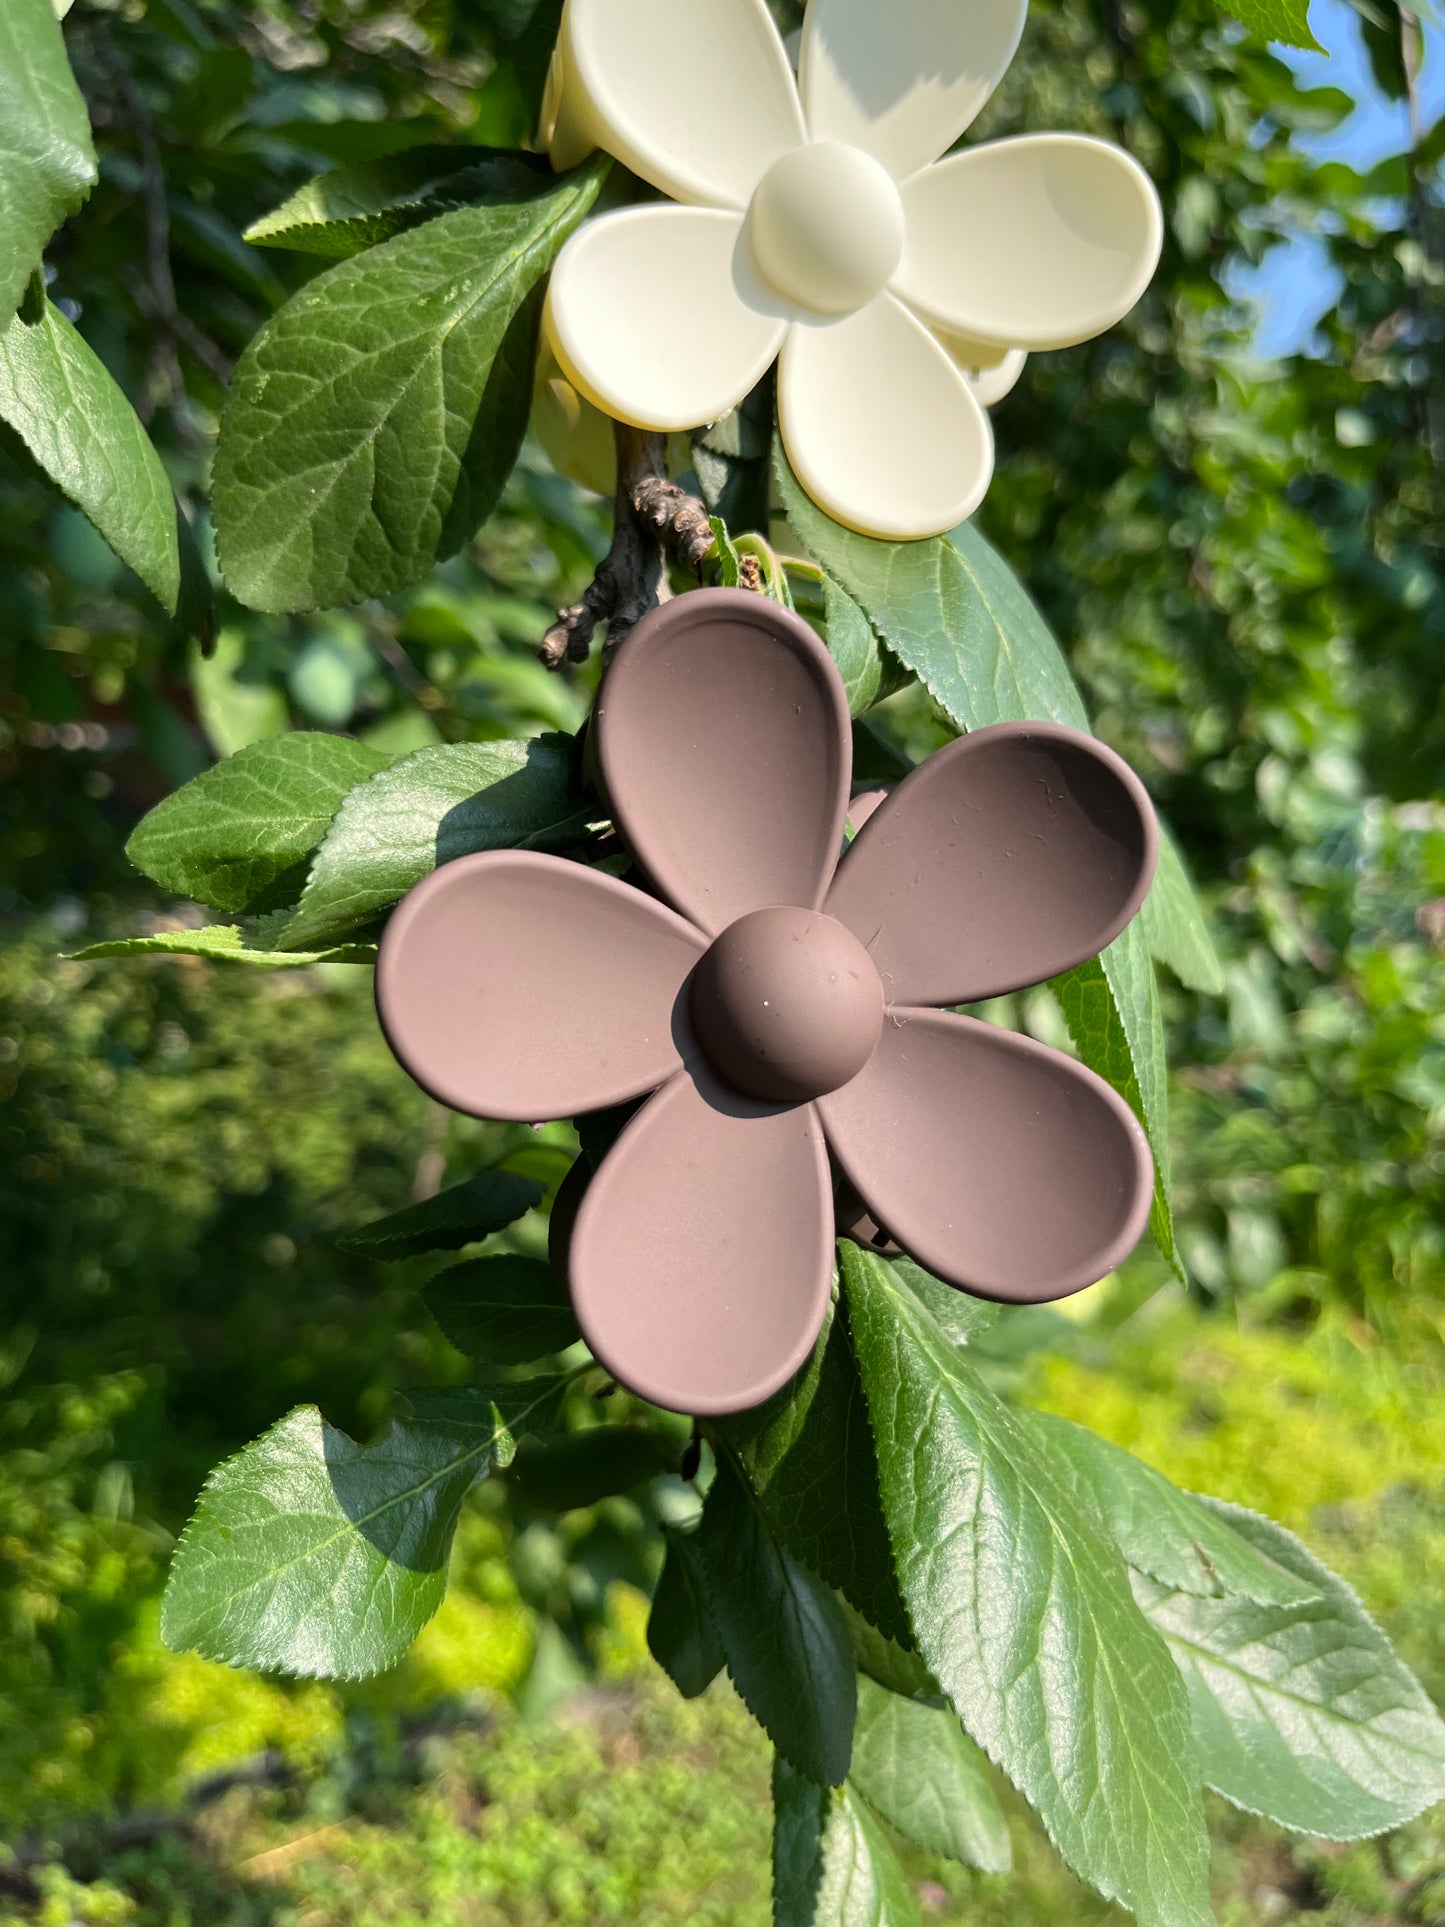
[890,1257,999,1349]
[126,733,393,915]
[773,1759,921,1927]
[648,1526,725,1700]
[161,1400,522,1677]
[1135,1499,1445,1840]
[275,734,584,951]
[841,1599,937,1703]
[1220,0,1322,50]
[772,1756,830,1927]
[214,160,606,613]
[0,301,180,613]
[1026,1414,1317,1607]
[849,1675,1012,1874]
[691,383,773,533]
[191,629,290,758]
[708,514,744,587]
[699,1453,856,1787]
[1140,823,1223,995]
[1052,927,1181,1280]
[821,573,885,717]
[425,1254,579,1366]
[70,926,375,969]
[336,1169,543,1260]
[0,0,97,322]
[723,1296,911,1647]
[843,1245,1214,1927]
[778,453,1089,734]
[406,1374,569,1450]
[508,1426,678,1511]
[244,145,557,257]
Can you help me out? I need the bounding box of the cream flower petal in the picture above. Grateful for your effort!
[945,335,1029,408]
[552,0,805,209]
[531,349,618,497]
[531,337,692,497]
[777,296,993,541]
[547,207,787,434]
[799,0,1026,181]
[895,134,1164,351]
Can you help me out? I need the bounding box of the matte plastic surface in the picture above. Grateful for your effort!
[594,588,852,935]
[376,591,1161,1414]
[376,850,704,1122]
[689,905,884,1102]
[568,1063,835,1414]
[819,1009,1155,1303]
[825,722,1159,1006]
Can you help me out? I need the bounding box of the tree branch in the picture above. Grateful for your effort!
[539,424,715,669]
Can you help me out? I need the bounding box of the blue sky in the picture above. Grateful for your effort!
[1229,0,1445,356]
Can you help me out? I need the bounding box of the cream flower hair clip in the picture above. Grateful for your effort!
[540,0,1163,541]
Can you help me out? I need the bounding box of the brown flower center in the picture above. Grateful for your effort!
[690,906,884,1103]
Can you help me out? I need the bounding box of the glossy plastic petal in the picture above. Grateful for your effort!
[547,207,787,433]
[531,347,618,497]
[944,335,1029,408]
[375,851,706,1122]
[555,0,805,208]
[799,0,1026,180]
[820,1010,1153,1303]
[778,296,993,540]
[595,590,853,937]
[826,722,1158,1006]
[568,1066,834,1413]
[895,135,1164,351]
[531,336,693,497]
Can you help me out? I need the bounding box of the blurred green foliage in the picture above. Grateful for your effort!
[1,0,1442,1909]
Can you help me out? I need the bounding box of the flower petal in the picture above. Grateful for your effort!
[555,0,804,208]
[799,0,1026,180]
[568,1066,834,1413]
[547,207,787,433]
[895,135,1163,350]
[376,851,705,1122]
[820,1010,1153,1303]
[944,335,1028,408]
[778,295,993,540]
[532,334,694,496]
[825,722,1158,1006]
[595,589,853,936]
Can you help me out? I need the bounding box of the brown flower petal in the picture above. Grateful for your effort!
[566,1064,834,1414]
[594,589,852,936]
[825,722,1157,1005]
[819,1007,1153,1303]
[376,852,705,1122]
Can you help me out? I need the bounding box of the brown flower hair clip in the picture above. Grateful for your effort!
[376,589,1158,1415]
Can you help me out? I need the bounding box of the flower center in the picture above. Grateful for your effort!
[690,906,884,1103]
[749,142,905,317]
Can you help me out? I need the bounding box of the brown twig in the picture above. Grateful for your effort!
[539,424,716,669]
